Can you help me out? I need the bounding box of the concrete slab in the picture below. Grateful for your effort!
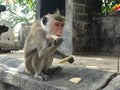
[0,56,113,90]
[103,75,120,90]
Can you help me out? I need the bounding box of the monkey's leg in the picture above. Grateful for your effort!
[38,38,63,59]
[33,61,49,81]
[25,52,35,74]
[43,56,54,71]
[43,56,62,75]
[33,38,63,80]
[31,51,49,81]
[36,46,61,75]
[34,52,54,80]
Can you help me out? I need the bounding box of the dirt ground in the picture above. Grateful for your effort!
[0,50,119,73]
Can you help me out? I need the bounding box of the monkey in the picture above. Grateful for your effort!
[23,11,66,80]
[0,11,75,81]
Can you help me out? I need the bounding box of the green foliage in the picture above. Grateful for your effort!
[17,0,35,11]
[102,0,120,13]
[0,0,35,27]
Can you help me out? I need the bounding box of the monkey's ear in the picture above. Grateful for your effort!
[56,9,60,15]
[42,16,48,25]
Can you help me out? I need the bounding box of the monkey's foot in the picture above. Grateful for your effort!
[42,75,50,81]
[34,74,50,81]
[44,66,62,75]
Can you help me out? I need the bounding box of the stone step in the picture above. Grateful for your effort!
[0,56,114,90]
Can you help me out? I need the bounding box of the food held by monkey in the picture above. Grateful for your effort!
[50,35,60,41]
[59,55,74,64]
[24,11,66,81]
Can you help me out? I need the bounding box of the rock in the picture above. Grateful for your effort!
[103,75,120,90]
[0,56,114,90]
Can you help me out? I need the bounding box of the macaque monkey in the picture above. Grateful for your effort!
[24,11,65,80]
[0,11,75,81]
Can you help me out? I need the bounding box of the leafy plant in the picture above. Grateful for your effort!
[102,0,120,13]
[0,0,35,27]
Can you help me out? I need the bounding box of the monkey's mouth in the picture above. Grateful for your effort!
[56,35,61,37]
[51,33,61,37]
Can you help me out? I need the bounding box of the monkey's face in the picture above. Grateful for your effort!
[41,13,65,38]
[51,20,64,36]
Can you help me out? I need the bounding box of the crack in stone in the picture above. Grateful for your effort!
[96,73,118,90]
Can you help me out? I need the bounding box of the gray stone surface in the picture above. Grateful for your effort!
[92,11,120,54]
[0,56,114,90]
[103,75,120,90]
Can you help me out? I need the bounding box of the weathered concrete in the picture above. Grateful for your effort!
[92,11,120,54]
[103,75,120,90]
[0,56,114,90]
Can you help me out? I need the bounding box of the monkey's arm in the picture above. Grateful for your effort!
[32,28,62,59]
[38,38,63,59]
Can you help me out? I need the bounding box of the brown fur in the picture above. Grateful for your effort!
[24,12,65,80]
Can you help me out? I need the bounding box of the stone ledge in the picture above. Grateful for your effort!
[0,70,66,90]
[0,57,113,90]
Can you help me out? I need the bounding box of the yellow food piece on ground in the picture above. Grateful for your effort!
[69,77,82,84]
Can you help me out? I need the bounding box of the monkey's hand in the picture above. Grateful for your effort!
[54,38,63,46]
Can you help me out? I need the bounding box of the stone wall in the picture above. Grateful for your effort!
[73,0,102,53]
[35,0,102,54]
[92,11,120,54]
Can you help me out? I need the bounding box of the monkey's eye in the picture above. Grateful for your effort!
[42,16,48,25]
[55,22,59,26]
[61,24,64,27]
